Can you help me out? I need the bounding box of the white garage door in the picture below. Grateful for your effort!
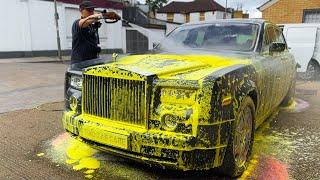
[303,9,320,23]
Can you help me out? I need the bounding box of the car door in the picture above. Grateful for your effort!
[273,26,296,105]
[255,24,282,125]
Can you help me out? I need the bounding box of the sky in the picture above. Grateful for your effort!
[138,0,268,18]
[215,0,266,18]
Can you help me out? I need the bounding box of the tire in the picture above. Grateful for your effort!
[281,78,296,106]
[306,60,320,81]
[218,97,255,177]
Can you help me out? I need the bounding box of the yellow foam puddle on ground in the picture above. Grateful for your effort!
[37,152,45,157]
[85,174,94,179]
[72,157,100,170]
[280,98,310,113]
[85,170,95,174]
[239,155,259,180]
[66,138,97,160]
[44,133,101,179]
[280,100,297,111]
[65,137,100,178]
[66,159,78,164]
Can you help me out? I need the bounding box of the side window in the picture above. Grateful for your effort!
[182,28,206,47]
[174,30,188,42]
[274,27,286,44]
[278,25,284,32]
[262,25,277,52]
[195,31,205,45]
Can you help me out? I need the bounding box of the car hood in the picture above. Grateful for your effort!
[85,54,251,81]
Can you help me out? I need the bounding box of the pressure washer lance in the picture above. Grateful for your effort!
[99,10,129,24]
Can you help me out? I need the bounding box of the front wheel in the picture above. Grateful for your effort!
[218,97,255,177]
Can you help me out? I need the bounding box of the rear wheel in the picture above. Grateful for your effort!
[218,97,255,177]
[306,60,320,81]
[281,77,296,106]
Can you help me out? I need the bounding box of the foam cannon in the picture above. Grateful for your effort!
[99,9,128,24]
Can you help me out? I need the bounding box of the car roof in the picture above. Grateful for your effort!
[183,18,267,26]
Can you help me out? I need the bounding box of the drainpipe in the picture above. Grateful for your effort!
[54,0,62,60]
[224,0,228,19]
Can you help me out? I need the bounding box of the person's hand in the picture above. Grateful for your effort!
[89,13,103,20]
[103,12,120,20]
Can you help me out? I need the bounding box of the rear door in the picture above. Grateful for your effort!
[273,26,296,104]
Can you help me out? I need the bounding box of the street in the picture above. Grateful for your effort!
[0,58,319,180]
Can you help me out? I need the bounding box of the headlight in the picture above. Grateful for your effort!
[70,75,83,89]
[161,114,178,131]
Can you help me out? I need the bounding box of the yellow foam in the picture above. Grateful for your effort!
[73,157,100,171]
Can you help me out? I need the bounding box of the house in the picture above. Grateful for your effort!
[155,0,232,24]
[122,6,170,53]
[0,0,124,58]
[233,10,249,19]
[258,0,320,24]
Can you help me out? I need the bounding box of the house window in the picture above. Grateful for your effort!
[167,13,174,22]
[303,9,320,23]
[185,13,190,23]
[199,12,205,21]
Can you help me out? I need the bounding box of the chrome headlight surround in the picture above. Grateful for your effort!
[69,95,78,111]
[66,89,82,113]
[156,87,197,133]
[161,114,179,131]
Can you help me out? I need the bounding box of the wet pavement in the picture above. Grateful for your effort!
[0,57,68,113]
[0,59,320,179]
[0,55,123,114]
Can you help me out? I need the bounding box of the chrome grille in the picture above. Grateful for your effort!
[83,75,147,127]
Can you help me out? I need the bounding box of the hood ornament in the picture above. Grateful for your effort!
[112,53,118,62]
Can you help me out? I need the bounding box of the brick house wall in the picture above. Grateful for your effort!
[261,0,320,24]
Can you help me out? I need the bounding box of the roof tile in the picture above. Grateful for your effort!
[157,0,226,13]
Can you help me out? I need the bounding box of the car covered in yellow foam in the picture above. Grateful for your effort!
[62,19,297,177]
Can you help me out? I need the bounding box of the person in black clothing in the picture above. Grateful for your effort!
[70,1,119,68]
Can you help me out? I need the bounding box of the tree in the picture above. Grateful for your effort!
[146,0,168,14]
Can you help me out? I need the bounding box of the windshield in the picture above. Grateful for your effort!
[157,23,260,52]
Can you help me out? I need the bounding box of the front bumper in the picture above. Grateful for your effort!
[62,111,225,170]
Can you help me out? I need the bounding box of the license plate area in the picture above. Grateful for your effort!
[79,125,129,150]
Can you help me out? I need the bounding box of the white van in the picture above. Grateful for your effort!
[280,24,320,79]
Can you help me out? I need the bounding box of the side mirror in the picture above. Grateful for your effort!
[269,42,286,53]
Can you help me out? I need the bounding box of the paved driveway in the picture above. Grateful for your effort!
[0,57,67,113]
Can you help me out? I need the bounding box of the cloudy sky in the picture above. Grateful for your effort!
[215,0,267,18]
[138,0,268,18]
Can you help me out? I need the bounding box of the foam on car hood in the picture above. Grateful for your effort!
[84,54,251,80]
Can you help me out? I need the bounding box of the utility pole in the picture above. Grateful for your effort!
[224,0,228,19]
[54,0,62,60]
